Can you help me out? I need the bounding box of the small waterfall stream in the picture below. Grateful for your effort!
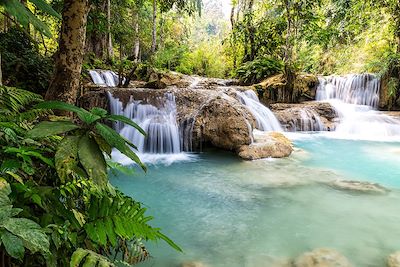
[107,92,181,154]
[237,90,283,132]
[89,70,119,87]
[317,74,400,140]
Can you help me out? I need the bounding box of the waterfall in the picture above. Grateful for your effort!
[107,92,181,154]
[297,109,326,132]
[237,90,283,132]
[316,74,380,108]
[317,74,400,140]
[89,70,105,86]
[89,70,119,87]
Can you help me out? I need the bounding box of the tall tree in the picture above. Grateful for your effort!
[106,0,113,59]
[45,0,91,104]
[151,0,157,53]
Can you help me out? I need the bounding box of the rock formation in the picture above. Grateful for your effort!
[255,73,319,105]
[238,131,293,160]
[293,248,352,267]
[388,252,400,267]
[271,102,338,131]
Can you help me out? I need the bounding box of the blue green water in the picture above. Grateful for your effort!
[110,136,400,267]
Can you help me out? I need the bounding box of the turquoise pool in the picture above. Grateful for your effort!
[110,136,400,267]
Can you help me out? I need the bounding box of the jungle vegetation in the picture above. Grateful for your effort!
[0,0,399,266]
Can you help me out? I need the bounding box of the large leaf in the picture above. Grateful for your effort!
[27,121,79,139]
[78,134,108,187]
[106,115,147,136]
[29,0,61,19]
[55,136,80,183]
[70,248,115,267]
[95,123,146,171]
[1,231,24,260]
[1,0,53,37]
[34,101,100,124]
[1,217,50,254]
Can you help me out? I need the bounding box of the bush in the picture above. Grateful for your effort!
[176,41,228,78]
[0,28,53,96]
[235,56,283,85]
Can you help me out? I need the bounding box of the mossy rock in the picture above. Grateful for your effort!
[255,73,319,105]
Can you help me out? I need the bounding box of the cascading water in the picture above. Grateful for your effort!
[317,74,400,140]
[316,73,380,107]
[297,109,326,132]
[89,70,119,87]
[107,92,181,154]
[237,90,283,132]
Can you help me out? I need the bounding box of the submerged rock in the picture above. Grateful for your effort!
[388,252,400,267]
[329,180,390,194]
[294,248,352,267]
[238,132,293,160]
[180,262,208,267]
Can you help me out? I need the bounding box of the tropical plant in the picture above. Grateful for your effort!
[236,56,283,85]
[0,86,180,266]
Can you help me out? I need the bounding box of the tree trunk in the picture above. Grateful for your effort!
[248,0,255,61]
[151,0,157,53]
[45,0,91,104]
[230,4,237,69]
[133,13,140,62]
[0,52,2,86]
[283,0,295,102]
[106,0,114,59]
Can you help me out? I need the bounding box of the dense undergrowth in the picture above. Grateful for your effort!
[0,85,180,266]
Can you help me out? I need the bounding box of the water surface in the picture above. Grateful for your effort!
[111,137,400,267]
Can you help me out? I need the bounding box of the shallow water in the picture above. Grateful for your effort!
[110,136,400,267]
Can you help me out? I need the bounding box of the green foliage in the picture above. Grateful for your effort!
[0,29,54,95]
[0,87,181,266]
[70,248,115,267]
[236,56,283,85]
[0,179,49,261]
[175,41,228,78]
[0,0,60,38]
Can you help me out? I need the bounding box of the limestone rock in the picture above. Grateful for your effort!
[329,180,389,194]
[294,248,352,267]
[143,79,167,89]
[238,131,293,160]
[388,252,400,267]
[180,262,208,267]
[271,102,338,131]
[255,73,319,105]
[192,93,256,151]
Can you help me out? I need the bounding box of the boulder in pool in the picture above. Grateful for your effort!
[180,261,208,267]
[387,252,400,267]
[329,180,390,194]
[294,248,352,267]
[238,131,293,160]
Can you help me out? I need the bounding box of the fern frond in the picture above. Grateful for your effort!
[0,86,43,115]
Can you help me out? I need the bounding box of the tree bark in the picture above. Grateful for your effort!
[248,0,255,61]
[45,0,91,104]
[283,0,295,102]
[230,4,237,69]
[151,0,157,53]
[133,13,140,62]
[106,0,114,59]
[0,52,2,86]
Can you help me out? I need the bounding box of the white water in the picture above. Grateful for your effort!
[107,92,181,154]
[317,74,400,141]
[237,90,283,132]
[297,108,325,131]
[89,70,119,87]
